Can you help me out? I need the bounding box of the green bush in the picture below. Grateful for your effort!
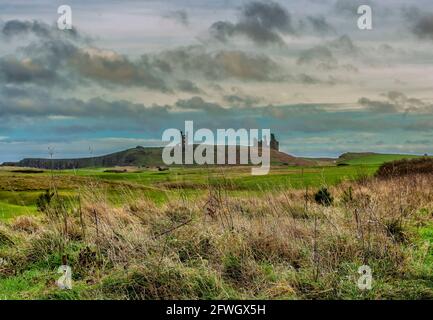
[36,190,54,212]
[314,187,333,206]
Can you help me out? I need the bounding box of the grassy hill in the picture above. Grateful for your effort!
[3,146,315,169]
[337,152,430,165]
[4,146,165,169]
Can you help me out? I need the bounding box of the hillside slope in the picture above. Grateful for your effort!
[3,146,314,169]
[337,152,429,165]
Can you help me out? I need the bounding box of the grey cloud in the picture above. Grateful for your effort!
[0,86,171,120]
[163,10,189,26]
[402,6,433,40]
[223,94,264,108]
[297,46,338,69]
[1,19,81,41]
[296,73,336,85]
[175,96,227,114]
[1,29,169,91]
[401,6,421,21]
[358,97,399,113]
[0,19,286,93]
[297,35,360,71]
[304,16,336,35]
[0,20,85,87]
[0,39,80,88]
[209,1,336,46]
[358,91,433,114]
[209,0,295,46]
[176,80,202,93]
[0,57,56,84]
[158,46,279,81]
[413,14,433,40]
[69,49,169,91]
[334,0,372,16]
[328,35,358,55]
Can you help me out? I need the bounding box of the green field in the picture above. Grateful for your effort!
[340,154,422,165]
[1,152,433,300]
[0,152,415,221]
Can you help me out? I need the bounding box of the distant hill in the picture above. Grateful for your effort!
[337,152,430,165]
[3,146,315,169]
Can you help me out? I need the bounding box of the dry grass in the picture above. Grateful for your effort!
[2,174,433,299]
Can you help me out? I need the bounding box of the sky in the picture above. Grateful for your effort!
[1,0,433,162]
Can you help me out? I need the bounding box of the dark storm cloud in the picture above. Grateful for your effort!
[0,19,171,91]
[210,1,295,45]
[0,19,81,41]
[0,39,79,87]
[209,1,336,46]
[0,20,86,87]
[0,19,285,93]
[413,14,433,40]
[0,22,169,91]
[0,57,56,84]
[402,6,433,40]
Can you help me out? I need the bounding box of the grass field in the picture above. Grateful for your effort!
[0,162,378,221]
[338,153,431,165]
[1,152,432,300]
[0,152,423,221]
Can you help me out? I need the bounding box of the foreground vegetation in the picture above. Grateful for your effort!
[1,154,432,300]
[0,163,377,219]
[1,171,433,299]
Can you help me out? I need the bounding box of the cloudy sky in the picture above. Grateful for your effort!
[1,0,433,162]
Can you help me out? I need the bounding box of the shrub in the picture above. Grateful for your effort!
[376,157,433,179]
[36,190,54,212]
[314,187,333,206]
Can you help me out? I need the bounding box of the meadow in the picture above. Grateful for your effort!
[0,162,378,220]
[1,154,432,300]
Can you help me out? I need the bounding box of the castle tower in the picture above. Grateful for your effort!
[256,133,279,151]
[270,133,279,151]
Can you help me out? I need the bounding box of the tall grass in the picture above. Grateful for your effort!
[1,174,433,299]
